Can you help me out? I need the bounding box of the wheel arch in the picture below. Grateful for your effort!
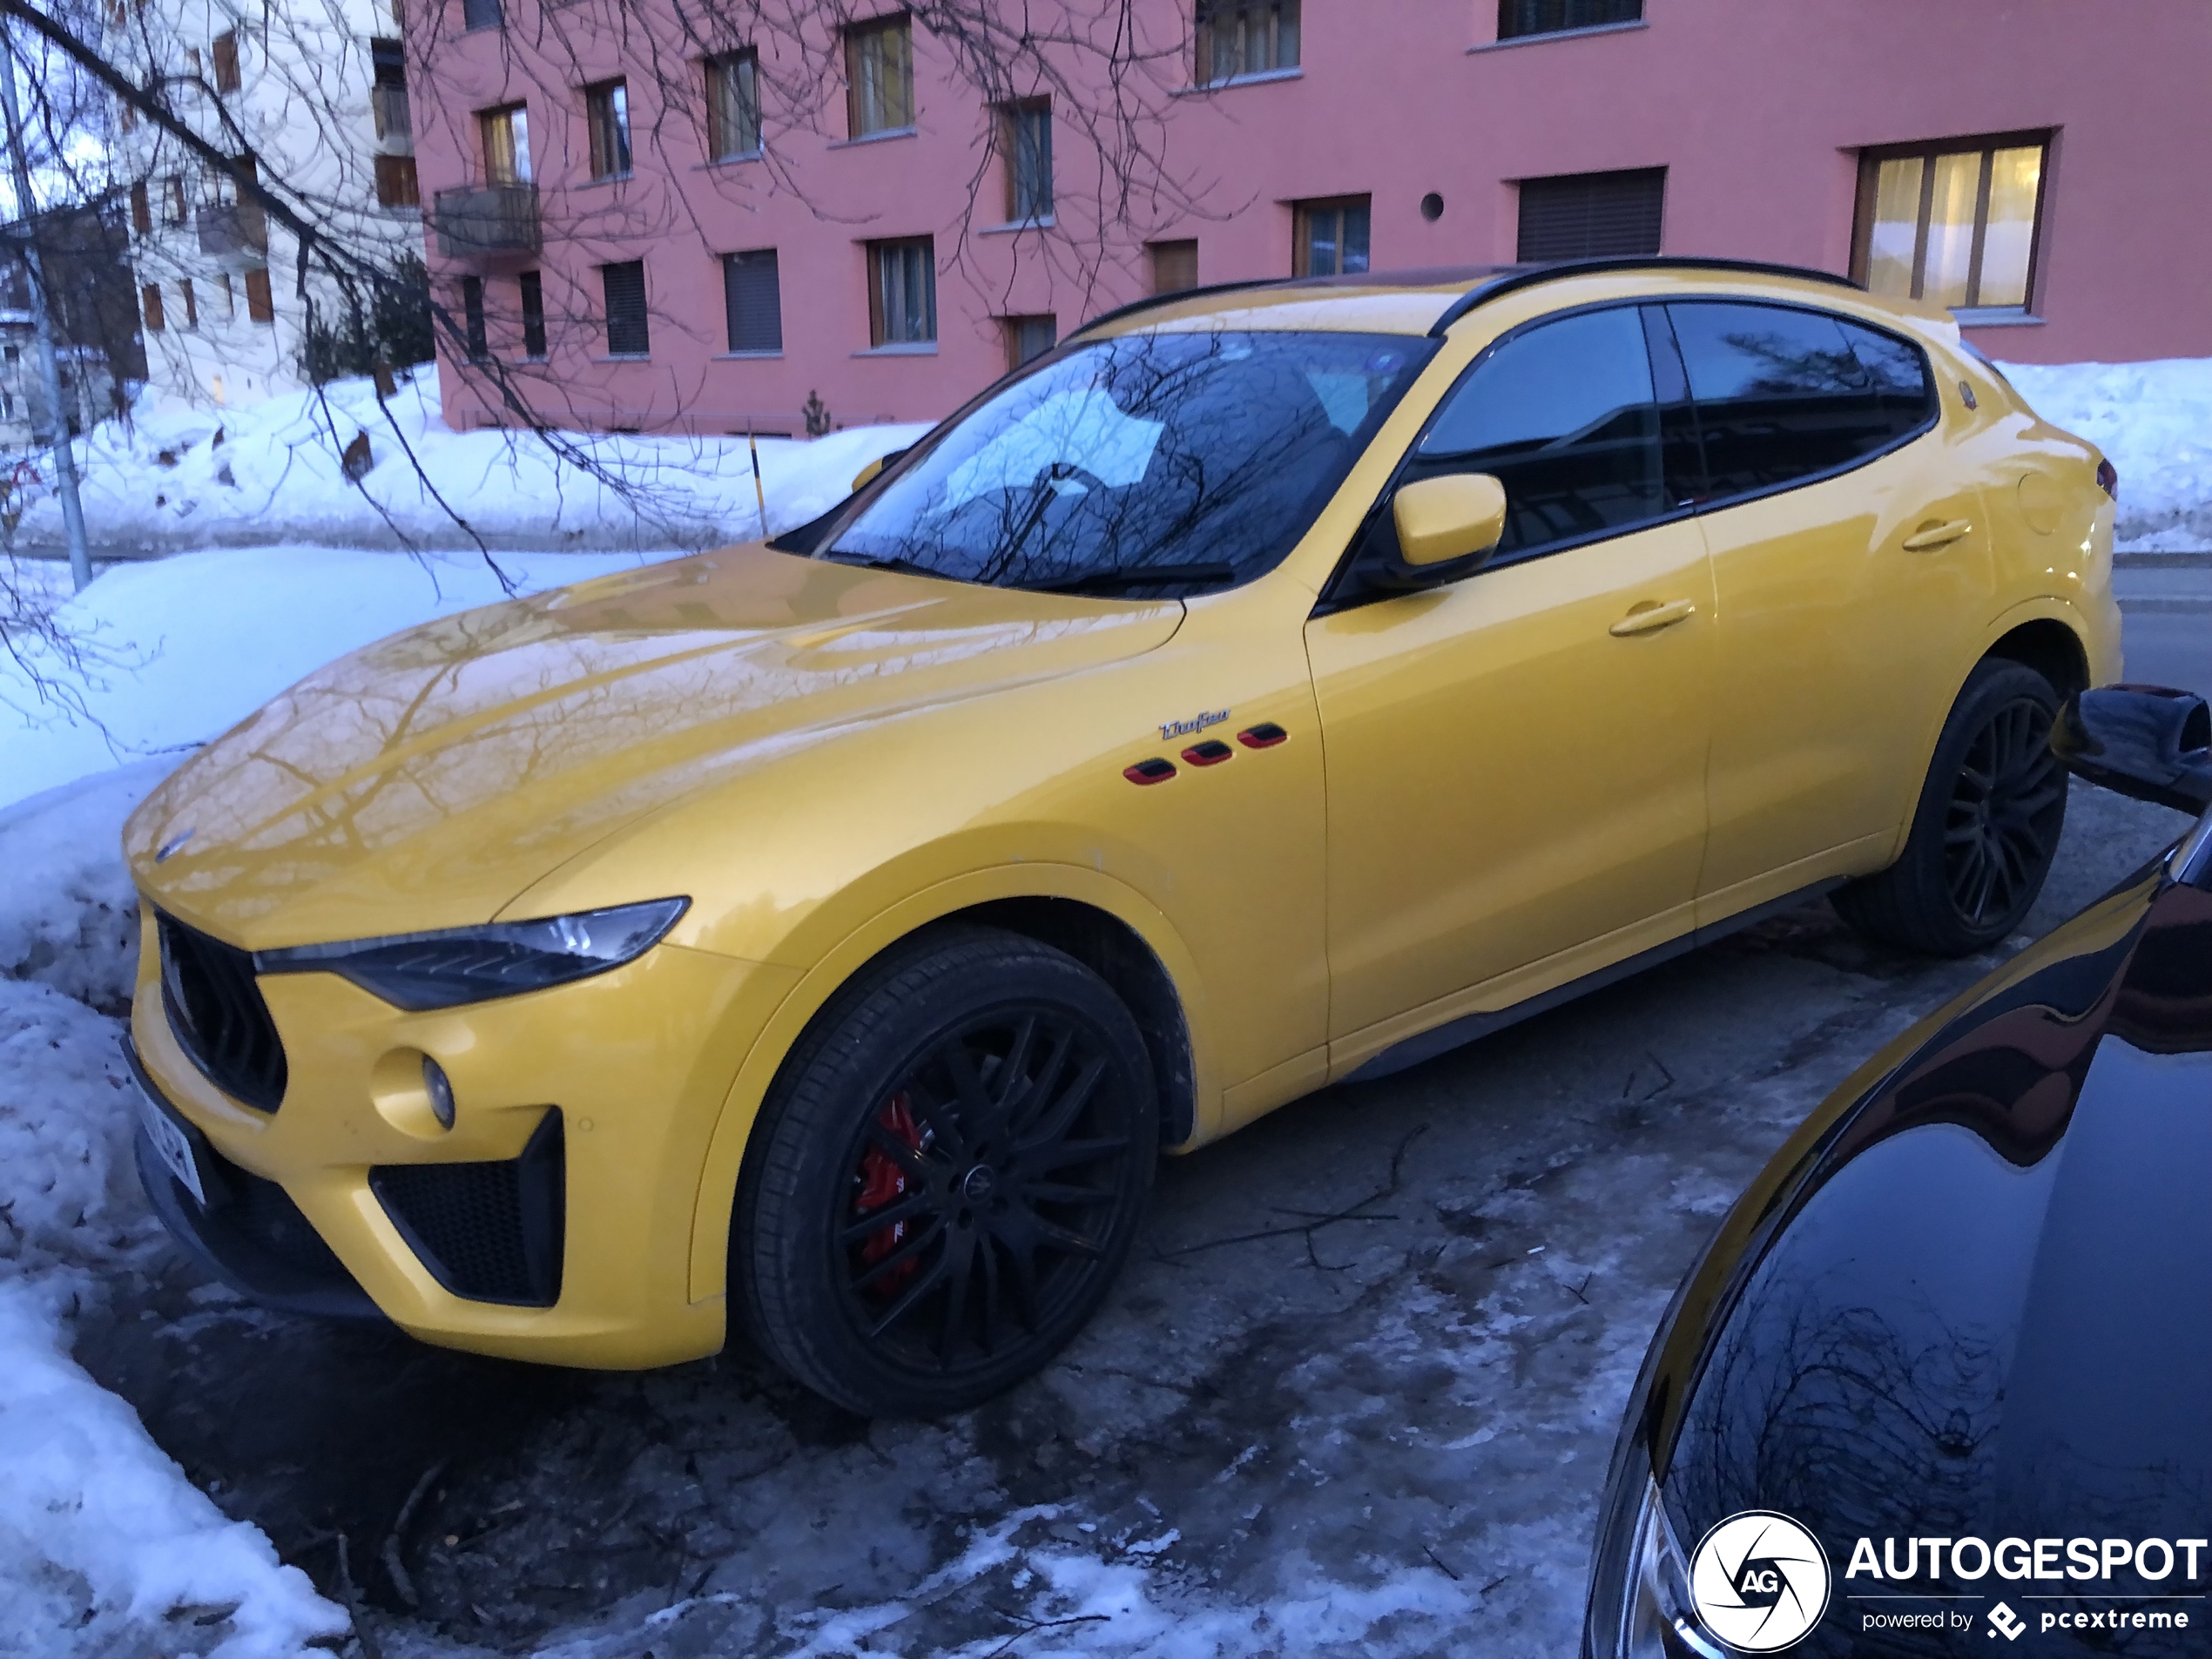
[685,865,1211,1306]
[1982,614,2091,702]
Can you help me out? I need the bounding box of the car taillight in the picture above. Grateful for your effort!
[2097,458,2119,499]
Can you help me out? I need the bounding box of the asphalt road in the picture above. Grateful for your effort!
[2115,553,2212,694]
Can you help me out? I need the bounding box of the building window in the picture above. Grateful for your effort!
[371,38,411,147]
[723,250,781,353]
[1292,195,1368,276]
[461,0,501,30]
[1149,238,1198,294]
[867,236,935,346]
[162,173,187,224]
[218,273,234,319]
[118,98,137,133]
[130,180,151,234]
[1195,0,1298,85]
[212,29,240,91]
[374,154,419,207]
[845,15,913,138]
[705,50,760,160]
[479,104,529,183]
[1002,314,1055,370]
[601,260,649,355]
[584,79,631,180]
[141,282,165,331]
[1853,135,2047,315]
[244,266,273,322]
[1001,98,1051,221]
[1515,166,1664,260]
[459,276,488,359]
[179,277,198,327]
[519,270,547,358]
[1496,0,1641,41]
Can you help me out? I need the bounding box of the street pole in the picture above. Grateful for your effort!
[0,24,93,593]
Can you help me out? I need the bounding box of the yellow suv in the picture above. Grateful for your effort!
[125,260,2119,1414]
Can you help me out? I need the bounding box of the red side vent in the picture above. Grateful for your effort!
[1123,758,1177,786]
[1181,740,1233,766]
[1237,723,1289,749]
[2096,458,2119,500]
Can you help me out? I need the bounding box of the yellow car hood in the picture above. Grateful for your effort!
[126,546,1184,948]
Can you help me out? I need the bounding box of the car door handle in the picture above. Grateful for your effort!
[1609,597,1699,637]
[1902,518,1973,551]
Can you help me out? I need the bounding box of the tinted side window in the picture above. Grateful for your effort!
[1413,306,1663,559]
[1838,319,1937,443]
[1668,302,1905,502]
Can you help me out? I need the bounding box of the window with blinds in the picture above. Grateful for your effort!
[601,260,650,355]
[1001,314,1056,370]
[141,283,165,331]
[1149,239,1198,294]
[244,268,273,322]
[724,250,782,353]
[1851,134,2048,314]
[212,29,240,91]
[1293,196,1369,276]
[867,237,935,345]
[585,80,632,180]
[706,50,760,159]
[1515,167,1664,261]
[374,154,419,207]
[130,181,151,233]
[846,17,913,138]
[1496,0,1641,41]
[519,271,547,359]
[1195,0,1299,84]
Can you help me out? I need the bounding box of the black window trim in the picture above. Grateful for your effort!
[1314,294,1940,615]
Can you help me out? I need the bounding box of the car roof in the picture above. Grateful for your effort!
[1075,257,1948,342]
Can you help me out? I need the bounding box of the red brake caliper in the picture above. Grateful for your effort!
[853,1092,925,1298]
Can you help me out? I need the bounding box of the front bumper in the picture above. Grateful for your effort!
[129,910,799,1370]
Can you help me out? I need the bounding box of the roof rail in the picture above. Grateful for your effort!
[1427,256,1865,337]
[1066,275,1305,341]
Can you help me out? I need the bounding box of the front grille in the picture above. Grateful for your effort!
[371,1109,564,1306]
[157,911,288,1112]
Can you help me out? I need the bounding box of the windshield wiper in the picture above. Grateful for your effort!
[1025,563,1239,596]
[818,551,949,579]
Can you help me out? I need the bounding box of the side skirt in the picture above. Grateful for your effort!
[1342,879,1846,1083]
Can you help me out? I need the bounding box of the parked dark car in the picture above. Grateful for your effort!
[1584,685,2212,1658]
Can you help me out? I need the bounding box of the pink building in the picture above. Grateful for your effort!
[410,0,2212,437]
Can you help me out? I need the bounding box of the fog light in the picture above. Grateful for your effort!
[422,1056,456,1130]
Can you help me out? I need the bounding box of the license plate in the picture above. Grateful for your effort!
[138,1089,207,1208]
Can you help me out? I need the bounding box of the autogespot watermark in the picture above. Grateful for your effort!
[1844,1533,2207,1644]
[1686,1519,2210,1649]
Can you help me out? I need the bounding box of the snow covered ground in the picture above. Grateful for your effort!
[2000,356,2212,549]
[7,374,930,559]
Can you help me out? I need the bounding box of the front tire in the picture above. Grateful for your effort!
[1833,658,2067,956]
[732,926,1158,1417]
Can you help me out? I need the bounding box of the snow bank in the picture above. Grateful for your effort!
[0,544,663,811]
[1999,356,2212,550]
[0,777,348,1657]
[9,375,930,557]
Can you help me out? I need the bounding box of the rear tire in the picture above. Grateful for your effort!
[1833,658,2067,956]
[732,926,1158,1417]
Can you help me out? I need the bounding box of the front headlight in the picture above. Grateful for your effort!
[1593,1474,1724,1659]
[256,898,689,1011]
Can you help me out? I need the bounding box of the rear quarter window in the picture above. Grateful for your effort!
[1669,301,1937,504]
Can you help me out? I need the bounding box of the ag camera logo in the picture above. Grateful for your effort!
[1689,1511,1832,1651]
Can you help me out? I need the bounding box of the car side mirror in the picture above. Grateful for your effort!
[849,447,911,493]
[2050,685,2212,814]
[1379,474,1507,589]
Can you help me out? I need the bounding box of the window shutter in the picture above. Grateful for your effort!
[212,30,239,91]
[1515,167,1665,261]
[142,282,165,331]
[723,250,781,353]
[244,267,273,322]
[602,260,650,355]
[131,181,152,233]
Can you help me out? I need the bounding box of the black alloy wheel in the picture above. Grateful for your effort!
[1834,658,2068,956]
[733,926,1158,1417]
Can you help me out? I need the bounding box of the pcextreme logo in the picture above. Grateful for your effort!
[1689,1511,1831,1652]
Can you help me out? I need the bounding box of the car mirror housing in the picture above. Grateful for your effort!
[1381,473,1507,588]
[2051,684,2212,814]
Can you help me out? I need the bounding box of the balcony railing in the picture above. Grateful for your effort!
[196,199,268,263]
[432,183,540,258]
[372,83,414,152]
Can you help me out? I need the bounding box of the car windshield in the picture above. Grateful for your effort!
[821,330,1434,596]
